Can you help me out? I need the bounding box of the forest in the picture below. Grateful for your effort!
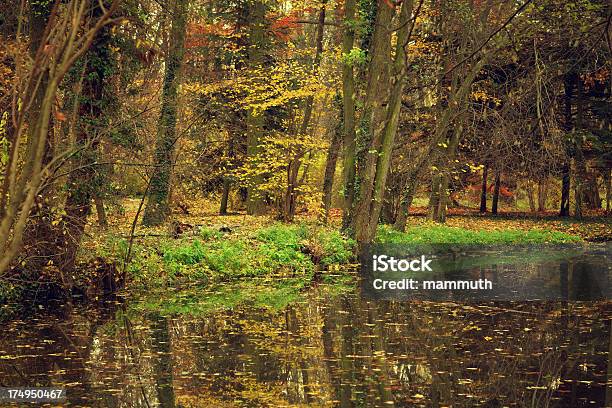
[0,0,611,406]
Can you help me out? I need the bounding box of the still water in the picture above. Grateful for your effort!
[0,255,610,407]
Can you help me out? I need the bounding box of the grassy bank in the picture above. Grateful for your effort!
[3,197,602,318]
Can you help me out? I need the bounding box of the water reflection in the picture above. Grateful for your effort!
[0,284,610,406]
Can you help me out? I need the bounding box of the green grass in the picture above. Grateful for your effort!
[376,223,582,244]
[154,223,355,284]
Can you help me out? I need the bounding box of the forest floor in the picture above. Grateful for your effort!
[72,197,611,316]
[84,198,611,248]
[2,198,609,318]
[78,197,609,286]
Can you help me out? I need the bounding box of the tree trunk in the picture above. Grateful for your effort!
[574,155,584,219]
[281,3,326,222]
[95,196,108,228]
[220,134,235,215]
[479,166,488,213]
[220,179,231,215]
[537,178,547,211]
[18,0,58,274]
[574,76,586,218]
[560,164,571,216]
[526,181,536,212]
[282,159,300,222]
[321,109,343,223]
[435,174,449,223]
[560,73,575,217]
[584,174,601,209]
[349,0,394,240]
[428,173,442,220]
[58,0,113,278]
[350,0,415,245]
[491,171,501,214]
[394,164,421,232]
[394,181,416,232]
[340,0,357,231]
[143,0,187,225]
[604,168,611,212]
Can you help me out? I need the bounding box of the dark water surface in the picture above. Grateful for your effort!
[0,255,610,407]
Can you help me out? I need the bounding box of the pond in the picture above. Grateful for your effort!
[0,249,610,407]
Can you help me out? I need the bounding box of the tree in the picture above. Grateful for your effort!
[344,0,417,245]
[244,0,268,216]
[143,0,188,226]
[0,0,118,276]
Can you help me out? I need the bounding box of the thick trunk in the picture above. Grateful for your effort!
[435,174,448,223]
[394,178,416,232]
[491,171,501,214]
[380,186,396,224]
[349,0,394,240]
[479,166,488,213]
[394,166,421,231]
[282,159,300,222]
[244,1,267,215]
[574,153,585,219]
[584,176,601,209]
[245,110,265,215]
[351,0,414,244]
[428,120,464,223]
[143,0,187,225]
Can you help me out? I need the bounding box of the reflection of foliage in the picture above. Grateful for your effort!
[123,292,609,407]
